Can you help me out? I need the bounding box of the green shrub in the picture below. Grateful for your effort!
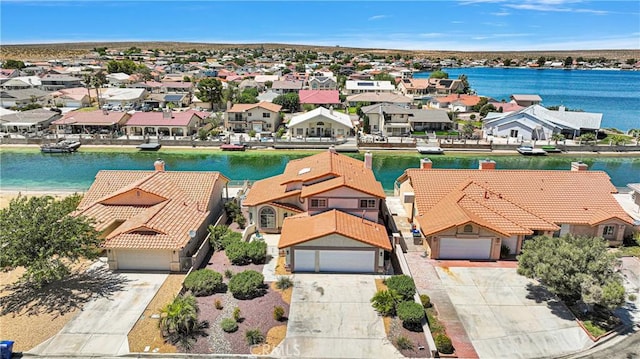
[273,306,285,321]
[583,320,606,337]
[435,333,454,354]
[233,307,242,322]
[629,293,638,301]
[228,270,265,299]
[245,329,265,345]
[370,289,401,316]
[224,269,234,278]
[275,276,293,290]
[221,318,238,333]
[420,294,432,308]
[385,275,416,300]
[225,201,240,217]
[246,240,267,264]
[500,244,511,259]
[183,269,223,296]
[226,241,250,265]
[426,307,445,334]
[397,301,425,330]
[208,225,231,251]
[396,335,414,350]
[235,213,246,229]
[214,299,223,310]
[221,231,242,249]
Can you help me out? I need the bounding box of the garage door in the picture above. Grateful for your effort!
[439,238,492,260]
[293,249,316,272]
[319,250,375,273]
[116,249,172,271]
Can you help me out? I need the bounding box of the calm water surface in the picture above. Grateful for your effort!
[1,151,639,192]
[415,68,640,131]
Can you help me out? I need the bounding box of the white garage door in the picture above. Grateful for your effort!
[293,249,316,272]
[116,249,172,271]
[319,250,375,273]
[439,238,492,260]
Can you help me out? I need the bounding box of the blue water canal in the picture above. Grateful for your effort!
[1,150,639,192]
[415,68,640,132]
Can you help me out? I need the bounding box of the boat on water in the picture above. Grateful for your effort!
[220,143,247,151]
[417,146,444,155]
[517,146,547,156]
[137,143,162,151]
[40,140,81,153]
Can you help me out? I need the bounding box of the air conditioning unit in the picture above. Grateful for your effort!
[403,192,415,204]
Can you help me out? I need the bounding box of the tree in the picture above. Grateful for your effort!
[273,92,299,112]
[196,78,223,111]
[579,132,596,144]
[2,59,25,69]
[608,134,631,145]
[537,56,546,67]
[86,70,107,107]
[479,103,497,118]
[551,133,565,144]
[458,74,470,94]
[0,195,101,286]
[517,235,625,309]
[373,72,396,83]
[370,289,402,316]
[159,294,208,350]
[429,70,449,79]
[462,121,476,138]
[472,97,489,112]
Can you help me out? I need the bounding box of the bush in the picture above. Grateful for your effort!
[420,294,432,308]
[396,335,414,350]
[275,276,293,290]
[273,306,285,321]
[183,269,223,296]
[629,293,638,301]
[214,299,223,310]
[226,241,250,265]
[208,225,230,251]
[233,307,242,322]
[435,333,454,354]
[397,301,425,330]
[228,270,265,299]
[500,244,511,259]
[224,269,234,279]
[221,231,242,249]
[221,318,238,333]
[245,329,265,345]
[235,213,246,229]
[371,289,401,316]
[246,240,267,264]
[385,275,416,300]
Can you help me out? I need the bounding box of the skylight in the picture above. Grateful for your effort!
[298,167,311,175]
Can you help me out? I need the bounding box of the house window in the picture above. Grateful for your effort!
[310,199,327,209]
[248,113,252,116]
[296,128,303,135]
[603,225,615,237]
[359,199,377,208]
[263,113,270,118]
[510,129,519,138]
[463,224,473,233]
[259,207,276,229]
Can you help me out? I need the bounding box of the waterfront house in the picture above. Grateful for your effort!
[225,101,282,133]
[361,103,452,135]
[483,104,602,140]
[287,106,352,138]
[243,149,391,273]
[429,94,482,112]
[298,90,341,108]
[0,108,60,134]
[74,160,229,271]
[345,80,395,95]
[510,94,542,107]
[395,159,635,260]
[52,109,131,135]
[398,78,430,97]
[124,109,206,137]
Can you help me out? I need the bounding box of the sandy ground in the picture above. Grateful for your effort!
[0,190,81,209]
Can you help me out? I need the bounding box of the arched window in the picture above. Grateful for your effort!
[463,224,473,233]
[259,207,276,229]
[316,121,324,126]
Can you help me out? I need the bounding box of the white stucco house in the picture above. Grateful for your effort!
[287,106,353,138]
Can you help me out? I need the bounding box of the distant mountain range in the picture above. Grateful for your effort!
[1,41,639,61]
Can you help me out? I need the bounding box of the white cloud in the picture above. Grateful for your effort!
[491,10,511,16]
[368,15,388,21]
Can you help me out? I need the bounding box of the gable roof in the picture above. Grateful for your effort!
[401,167,634,237]
[485,105,602,130]
[287,106,352,129]
[278,209,391,250]
[227,101,282,113]
[125,110,202,127]
[76,169,229,250]
[244,151,385,207]
[53,110,130,126]
[298,90,340,104]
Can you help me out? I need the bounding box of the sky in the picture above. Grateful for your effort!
[1,0,639,51]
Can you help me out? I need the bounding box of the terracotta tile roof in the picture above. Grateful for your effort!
[125,110,203,127]
[432,94,481,106]
[227,101,282,113]
[278,209,392,250]
[76,170,228,250]
[404,168,633,237]
[53,110,130,126]
[298,90,340,104]
[244,151,385,206]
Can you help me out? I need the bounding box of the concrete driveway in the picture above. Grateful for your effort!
[29,262,167,357]
[436,266,592,359]
[278,274,402,358]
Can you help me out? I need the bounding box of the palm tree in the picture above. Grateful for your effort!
[579,132,596,145]
[551,133,565,144]
[370,289,402,316]
[160,294,208,350]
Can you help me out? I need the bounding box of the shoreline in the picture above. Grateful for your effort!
[0,189,83,209]
[2,144,640,158]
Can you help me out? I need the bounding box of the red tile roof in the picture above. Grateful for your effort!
[227,101,282,113]
[125,110,204,127]
[298,90,340,104]
[278,209,391,250]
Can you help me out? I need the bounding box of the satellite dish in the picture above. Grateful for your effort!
[189,230,197,238]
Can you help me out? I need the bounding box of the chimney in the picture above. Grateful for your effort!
[479,159,496,170]
[420,158,433,169]
[571,161,588,171]
[329,105,334,115]
[328,145,336,154]
[364,151,373,170]
[154,158,165,172]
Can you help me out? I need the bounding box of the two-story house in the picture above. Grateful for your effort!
[225,101,282,133]
[271,80,303,95]
[40,74,83,91]
[361,103,452,136]
[308,74,337,90]
[344,80,395,95]
[243,149,392,273]
[395,159,635,260]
